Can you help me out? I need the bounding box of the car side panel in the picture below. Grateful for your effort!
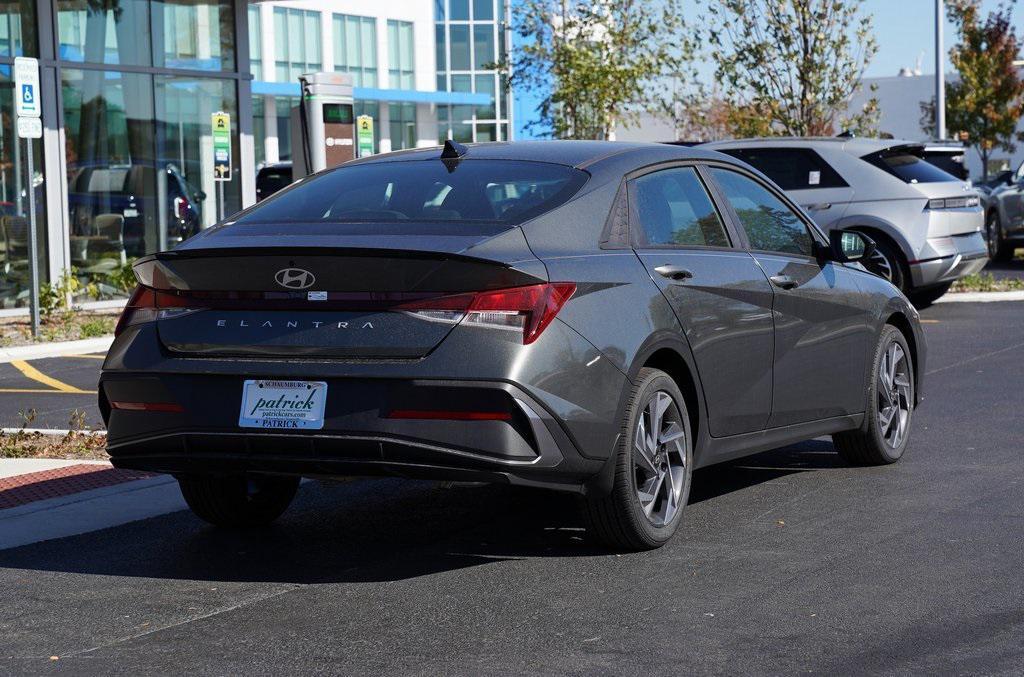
[634,249,775,436]
[751,254,876,426]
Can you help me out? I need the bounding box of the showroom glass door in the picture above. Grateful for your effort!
[0,1,47,309]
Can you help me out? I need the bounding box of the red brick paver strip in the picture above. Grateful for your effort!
[0,464,155,509]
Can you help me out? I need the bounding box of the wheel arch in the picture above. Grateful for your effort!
[626,333,708,464]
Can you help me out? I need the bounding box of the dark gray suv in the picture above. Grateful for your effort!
[101,141,925,550]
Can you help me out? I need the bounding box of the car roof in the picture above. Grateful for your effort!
[701,136,933,156]
[350,140,732,170]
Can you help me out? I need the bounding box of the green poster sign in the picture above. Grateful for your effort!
[212,111,231,181]
[357,115,374,157]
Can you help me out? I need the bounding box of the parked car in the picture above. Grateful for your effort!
[701,137,988,306]
[919,142,969,181]
[102,141,925,550]
[68,162,204,257]
[980,161,1024,261]
[256,161,293,202]
[976,170,1014,196]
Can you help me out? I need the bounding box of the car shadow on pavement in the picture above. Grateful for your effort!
[0,439,844,585]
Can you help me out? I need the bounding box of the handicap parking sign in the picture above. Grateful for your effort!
[14,57,40,118]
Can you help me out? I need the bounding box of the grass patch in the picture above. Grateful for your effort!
[950,273,1024,293]
[0,430,108,460]
[0,308,120,347]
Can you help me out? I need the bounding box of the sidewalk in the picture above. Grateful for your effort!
[0,458,185,551]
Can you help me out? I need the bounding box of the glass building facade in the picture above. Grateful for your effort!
[0,0,249,307]
[0,1,501,310]
[435,0,512,143]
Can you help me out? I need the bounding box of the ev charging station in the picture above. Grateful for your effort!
[290,72,360,179]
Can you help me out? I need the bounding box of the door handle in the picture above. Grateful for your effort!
[769,274,799,290]
[654,265,694,281]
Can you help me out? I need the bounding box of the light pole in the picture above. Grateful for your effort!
[935,0,946,139]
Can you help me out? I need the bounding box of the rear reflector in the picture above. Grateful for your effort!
[110,401,185,413]
[386,409,512,421]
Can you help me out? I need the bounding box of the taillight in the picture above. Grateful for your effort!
[173,196,190,220]
[114,286,196,336]
[113,282,577,345]
[399,283,576,345]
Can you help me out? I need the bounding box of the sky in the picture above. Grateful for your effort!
[678,0,1017,80]
[863,0,1015,78]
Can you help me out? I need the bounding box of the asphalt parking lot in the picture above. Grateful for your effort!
[1,299,1023,674]
[0,354,104,430]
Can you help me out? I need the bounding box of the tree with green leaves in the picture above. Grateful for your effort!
[701,0,879,137]
[920,0,1024,180]
[505,0,696,140]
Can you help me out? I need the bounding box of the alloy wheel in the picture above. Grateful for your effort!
[877,341,912,450]
[986,213,1000,258]
[633,391,686,527]
[866,247,895,283]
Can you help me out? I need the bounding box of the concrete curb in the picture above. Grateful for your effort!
[936,290,1024,303]
[0,336,113,363]
[0,428,105,436]
[0,475,185,550]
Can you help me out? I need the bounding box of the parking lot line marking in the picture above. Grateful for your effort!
[920,319,940,324]
[66,354,106,360]
[0,388,92,394]
[10,360,94,394]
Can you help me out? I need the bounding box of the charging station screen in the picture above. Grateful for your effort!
[323,103,354,125]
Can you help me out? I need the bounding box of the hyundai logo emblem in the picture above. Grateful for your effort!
[275,268,316,290]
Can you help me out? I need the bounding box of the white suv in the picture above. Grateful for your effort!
[702,137,988,305]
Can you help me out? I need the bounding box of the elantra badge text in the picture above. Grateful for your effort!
[275,268,316,290]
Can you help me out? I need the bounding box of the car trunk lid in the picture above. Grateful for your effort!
[136,226,547,359]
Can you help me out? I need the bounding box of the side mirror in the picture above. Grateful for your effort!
[194,190,207,202]
[829,229,875,263]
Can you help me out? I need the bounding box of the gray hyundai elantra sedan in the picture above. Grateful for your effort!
[101,140,925,550]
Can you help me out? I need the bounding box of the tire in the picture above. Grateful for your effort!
[986,211,1014,262]
[833,325,915,466]
[909,282,952,309]
[584,368,693,550]
[178,474,300,527]
[862,235,909,293]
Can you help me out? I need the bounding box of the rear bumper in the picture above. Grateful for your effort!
[909,231,989,288]
[101,376,608,494]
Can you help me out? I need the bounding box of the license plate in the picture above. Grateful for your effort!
[239,379,327,430]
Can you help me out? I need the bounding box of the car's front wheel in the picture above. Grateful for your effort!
[584,368,693,550]
[832,325,915,465]
[178,475,300,527]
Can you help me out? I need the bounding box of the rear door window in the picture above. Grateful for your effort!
[630,167,730,247]
[710,168,814,256]
[720,148,847,190]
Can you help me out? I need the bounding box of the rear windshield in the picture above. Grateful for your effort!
[921,152,968,180]
[866,151,961,184]
[235,159,588,227]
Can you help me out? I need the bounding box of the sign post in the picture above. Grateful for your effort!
[356,115,374,158]
[211,111,231,221]
[15,57,41,337]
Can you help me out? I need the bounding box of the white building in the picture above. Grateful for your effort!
[249,0,502,166]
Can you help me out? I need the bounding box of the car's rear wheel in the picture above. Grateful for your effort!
[584,368,693,550]
[863,236,909,293]
[833,325,915,465]
[986,211,1014,262]
[178,475,300,527]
